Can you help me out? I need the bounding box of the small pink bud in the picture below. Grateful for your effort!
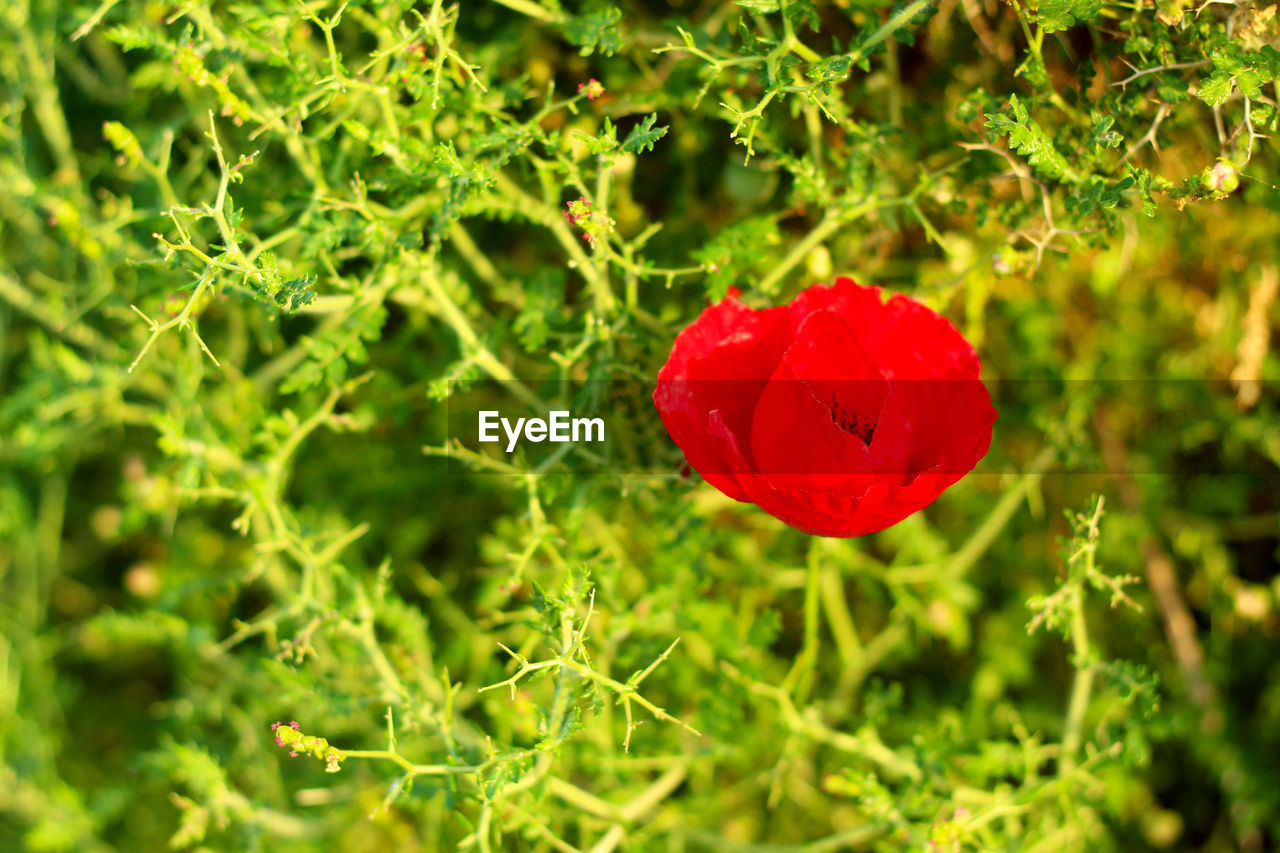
[578,78,605,100]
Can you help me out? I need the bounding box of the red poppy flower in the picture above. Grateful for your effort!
[653,278,996,537]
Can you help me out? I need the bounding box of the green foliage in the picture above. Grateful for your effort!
[806,54,854,94]
[1199,44,1280,106]
[256,254,318,312]
[620,114,668,154]
[563,7,624,56]
[691,216,781,300]
[985,94,1080,183]
[3,0,1280,851]
[1031,0,1104,34]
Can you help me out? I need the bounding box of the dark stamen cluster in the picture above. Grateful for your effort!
[829,392,877,445]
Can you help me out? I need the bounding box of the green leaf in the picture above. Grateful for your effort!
[735,0,780,12]
[1155,73,1190,104]
[102,24,161,51]
[513,270,566,352]
[1198,72,1233,107]
[1256,45,1280,79]
[785,0,821,31]
[563,8,623,56]
[1199,44,1280,105]
[1089,113,1123,152]
[1031,0,1103,33]
[692,216,781,299]
[574,116,619,155]
[806,55,852,94]
[281,303,386,394]
[1065,177,1128,216]
[621,114,669,154]
[1252,101,1279,133]
[276,274,317,312]
[1209,46,1244,77]
[1015,54,1051,91]
[1239,45,1280,97]
[984,95,1079,183]
[426,358,480,401]
[880,0,939,47]
[1236,68,1266,98]
[472,124,536,165]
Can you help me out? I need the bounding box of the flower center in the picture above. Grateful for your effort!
[828,391,877,445]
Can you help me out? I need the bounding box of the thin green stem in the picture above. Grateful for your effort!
[759,196,890,294]
[491,0,560,22]
[886,445,1057,584]
[1009,0,1087,124]
[1060,498,1105,775]
[758,213,841,293]
[850,0,935,63]
[726,662,920,780]
[0,272,119,356]
[418,257,543,408]
[491,171,612,313]
[784,541,822,704]
[128,270,219,372]
[592,154,616,316]
[336,747,531,777]
[1059,583,1094,776]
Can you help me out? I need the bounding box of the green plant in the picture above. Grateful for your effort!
[2,0,1278,850]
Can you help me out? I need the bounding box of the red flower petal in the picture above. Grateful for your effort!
[749,309,885,486]
[653,278,996,537]
[654,292,791,500]
[785,278,981,380]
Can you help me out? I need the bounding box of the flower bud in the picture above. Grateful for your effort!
[1200,159,1239,195]
[270,721,344,773]
[577,78,606,100]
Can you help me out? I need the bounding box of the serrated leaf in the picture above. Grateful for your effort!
[786,0,821,31]
[1032,0,1103,32]
[1200,44,1280,106]
[102,24,159,51]
[1089,113,1123,152]
[1015,53,1052,91]
[563,8,623,57]
[1155,73,1190,104]
[1237,68,1266,98]
[806,55,852,94]
[574,116,619,155]
[1198,72,1233,106]
[621,114,668,154]
[1209,46,1243,76]
[692,216,781,299]
[985,95,1078,183]
[275,274,317,312]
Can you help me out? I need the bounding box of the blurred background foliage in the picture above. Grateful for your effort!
[1,0,1279,850]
